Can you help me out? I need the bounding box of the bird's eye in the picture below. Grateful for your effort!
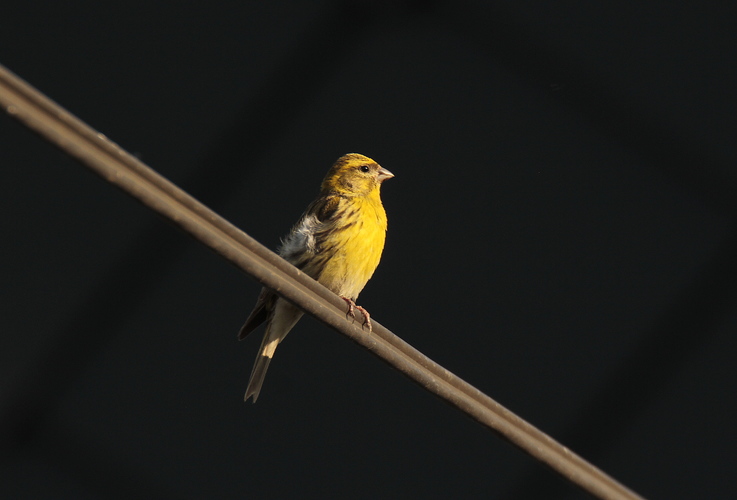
[359,165,370,173]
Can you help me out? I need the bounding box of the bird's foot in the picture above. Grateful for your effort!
[341,297,372,332]
[341,297,355,321]
[355,305,372,332]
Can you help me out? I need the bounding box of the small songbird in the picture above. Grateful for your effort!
[239,153,393,402]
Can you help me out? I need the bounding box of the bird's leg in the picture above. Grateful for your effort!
[355,305,372,332]
[340,297,372,332]
[341,297,356,322]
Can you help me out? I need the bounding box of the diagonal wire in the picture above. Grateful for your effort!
[511,233,737,500]
[432,3,737,498]
[0,62,644,500]
[0,0,385,460]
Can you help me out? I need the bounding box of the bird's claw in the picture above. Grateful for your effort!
[355,305,372,332]
[342,297,355,321]
[341,297,372,332]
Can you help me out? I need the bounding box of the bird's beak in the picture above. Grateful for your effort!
[377,167,394,182]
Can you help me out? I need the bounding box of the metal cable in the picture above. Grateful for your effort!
[0,63,645,500]
[0,0,385,459]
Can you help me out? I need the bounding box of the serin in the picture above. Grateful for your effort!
[238,153,394,402]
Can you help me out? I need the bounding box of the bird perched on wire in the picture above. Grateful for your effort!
[238,153,394,402]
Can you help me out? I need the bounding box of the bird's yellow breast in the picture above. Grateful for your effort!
[317,190,387,300]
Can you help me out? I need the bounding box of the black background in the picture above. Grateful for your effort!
[3,1,737,498]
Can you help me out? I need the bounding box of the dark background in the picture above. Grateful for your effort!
[2,1,737,498]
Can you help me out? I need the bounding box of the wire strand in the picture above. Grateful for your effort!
[0,63,645,500]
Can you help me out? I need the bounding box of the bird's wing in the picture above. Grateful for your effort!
[277,195,344,269]
[240,196,341,341]
[238,287,277,340]
[309,194,342,223]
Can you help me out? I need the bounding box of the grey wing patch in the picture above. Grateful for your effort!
[277,195,345,276]
[278,214,321,261]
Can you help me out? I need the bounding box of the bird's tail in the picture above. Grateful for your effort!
[244,354,272,403]
[245,299,303,402]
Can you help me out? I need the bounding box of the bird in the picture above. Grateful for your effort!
[238,153,394,402]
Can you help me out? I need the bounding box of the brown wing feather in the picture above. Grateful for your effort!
[312,194,342,222]
[238,287,277,340]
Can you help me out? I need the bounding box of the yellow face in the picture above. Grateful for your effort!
[321,153,394,196]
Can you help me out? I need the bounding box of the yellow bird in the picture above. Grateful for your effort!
[239,153,394,402]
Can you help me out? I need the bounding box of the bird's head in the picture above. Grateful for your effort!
[321,153,394,196]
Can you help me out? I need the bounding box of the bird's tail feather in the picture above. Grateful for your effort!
[244,299,303,402]
[244,354,272,403]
